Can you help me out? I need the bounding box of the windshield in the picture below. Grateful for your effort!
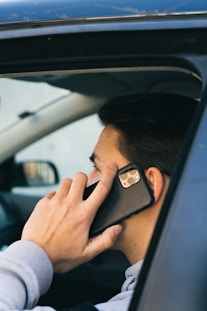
[0,78,69,132]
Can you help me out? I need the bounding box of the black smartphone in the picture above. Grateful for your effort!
[83,163,154,238]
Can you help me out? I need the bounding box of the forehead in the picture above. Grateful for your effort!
[95,125,119,149]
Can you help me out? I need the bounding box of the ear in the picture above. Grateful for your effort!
[145,167,164,203]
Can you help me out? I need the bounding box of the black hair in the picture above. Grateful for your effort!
[98,93,197,176]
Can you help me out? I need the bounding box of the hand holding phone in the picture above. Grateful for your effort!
[83,163,154,238]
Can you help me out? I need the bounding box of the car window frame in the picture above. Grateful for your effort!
[129,56,207,311]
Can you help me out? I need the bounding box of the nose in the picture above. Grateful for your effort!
[87,169,99,186]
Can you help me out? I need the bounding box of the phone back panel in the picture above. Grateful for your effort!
[85,164,154,238]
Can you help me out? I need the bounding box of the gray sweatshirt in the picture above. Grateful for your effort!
[0,241,143,311]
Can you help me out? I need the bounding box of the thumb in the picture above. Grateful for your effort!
[85,224,122,260]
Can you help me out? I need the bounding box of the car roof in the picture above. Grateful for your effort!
[0,0,207,24]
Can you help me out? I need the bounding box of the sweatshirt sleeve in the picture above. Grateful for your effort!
[0,240,55,311]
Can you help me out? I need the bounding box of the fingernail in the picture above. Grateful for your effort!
[114,225,122,235]
[108,163,117,171]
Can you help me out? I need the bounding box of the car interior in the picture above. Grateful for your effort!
[0,61,202,308]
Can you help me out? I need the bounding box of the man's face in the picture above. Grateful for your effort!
[88,125,167,260]
[87,125,129,186]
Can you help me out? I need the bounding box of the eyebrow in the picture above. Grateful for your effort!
[90,152,101,164]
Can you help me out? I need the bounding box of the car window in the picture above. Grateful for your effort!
[0,78,69,131]
[13,114,103,195]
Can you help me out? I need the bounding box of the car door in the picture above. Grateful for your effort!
[129,56,207,311]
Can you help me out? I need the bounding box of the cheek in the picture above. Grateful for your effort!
[87,170,100,186]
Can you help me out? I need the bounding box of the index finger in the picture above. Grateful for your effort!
[85,163,117,216]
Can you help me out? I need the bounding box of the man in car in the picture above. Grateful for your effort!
[0,93,197,311]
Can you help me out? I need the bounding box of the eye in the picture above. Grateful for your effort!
[93,164,100,172]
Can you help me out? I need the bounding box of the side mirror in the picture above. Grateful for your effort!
[12,160,59,187]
